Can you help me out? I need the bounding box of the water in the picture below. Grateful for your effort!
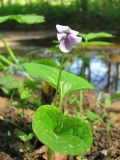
[1,32,120,93]
[67,47,120,93]
[13,43,120,93]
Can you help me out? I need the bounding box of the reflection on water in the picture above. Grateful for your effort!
[13,44,120,93]
[67,49,120,93]
[68,56,111,91]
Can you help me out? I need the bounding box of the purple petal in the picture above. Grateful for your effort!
[70,29,79,35]
[57,33,67,41]
[59,39,72,53]
[69,34,82,44]
[56,24,68,33]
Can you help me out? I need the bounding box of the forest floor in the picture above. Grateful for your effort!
[0,92,120,160]
[0,30,120,160]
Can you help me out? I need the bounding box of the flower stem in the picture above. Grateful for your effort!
[56,54,65,93]
[59,96,63,110]
[55,54,65,109]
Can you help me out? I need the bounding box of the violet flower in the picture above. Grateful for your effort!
[56,24,82,53]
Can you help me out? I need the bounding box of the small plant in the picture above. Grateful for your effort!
[0,75,19,95]
[14,128,34,152]
[24,25,94,159]
[32,105,92,155]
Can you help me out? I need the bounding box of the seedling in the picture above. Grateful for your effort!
[32,105,92,156]
[86,110,102,123]
[24,25,94,159]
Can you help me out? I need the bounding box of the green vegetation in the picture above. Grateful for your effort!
[0,6,119,160]
[32,105,92,155]
[0,0,120,30]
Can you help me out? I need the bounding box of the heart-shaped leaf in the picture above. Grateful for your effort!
[24,63,94,99]
[32,105,92,155]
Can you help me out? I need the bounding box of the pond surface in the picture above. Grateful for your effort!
[1,31,120,93]
[14,44,120,93]
[68,49,120,93]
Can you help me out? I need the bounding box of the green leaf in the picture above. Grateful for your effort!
[32,105,92,155]
[0,14,45,24]
[79,32,113,41]
[0,75,19,94]
[24,63,94,99]
[0,35,17,63]
[112,92,120,99]
[14,129,34,142]
[81,41,112,46]
[21,90,31,100]
[36,58,59,68]
[88,41,112,46]
[86,110,102,122]
[18,83,31,100]
[0,54,15,66]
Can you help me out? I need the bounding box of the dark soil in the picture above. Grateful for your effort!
[0,96,120,160]
[0,97,34,160]
[86,124,120,160]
